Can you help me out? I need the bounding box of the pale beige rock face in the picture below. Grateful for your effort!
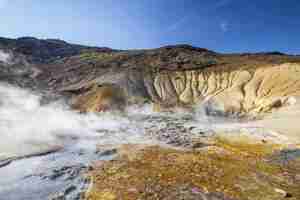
[256,97,300,142]
[153,63,300,116]
[70,63,300,142]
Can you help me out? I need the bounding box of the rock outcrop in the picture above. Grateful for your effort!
[0,36,113,89]
[38,45,300,117]
[1,36,300,116]
[151,63,300,116]
[0,36,113,64]
[72,83,127,112]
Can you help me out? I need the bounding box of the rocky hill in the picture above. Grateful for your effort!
[0,36,113,63]
[0,37,113,88]
[1,37,300,118]
[39,42,300,118]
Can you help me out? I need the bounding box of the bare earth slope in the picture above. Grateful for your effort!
[1,37,300,140]
[34,44,300,142]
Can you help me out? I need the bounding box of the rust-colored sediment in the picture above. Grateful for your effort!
[85,140,300,200]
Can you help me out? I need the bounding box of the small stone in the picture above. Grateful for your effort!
[274,188,287,197]
[192,142,207,149]
[96,148,118,156]
[188,126,196,131]
[88,166,94,171]
[64,185,77,195]
[262,139,267,143]
[286,193,293,198]
[128,188,138,193]
[295,174,300,181]
[0,159,12,168]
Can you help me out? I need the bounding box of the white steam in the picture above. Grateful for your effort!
[0,50,11,63]
[0,83,148,159]
[0,83,289,160]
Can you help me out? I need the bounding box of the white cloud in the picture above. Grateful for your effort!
[220,22,229,32]
[166,15,190,32]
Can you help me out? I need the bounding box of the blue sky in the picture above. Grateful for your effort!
[1,0,300,54]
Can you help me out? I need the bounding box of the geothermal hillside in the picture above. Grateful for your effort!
[0,37,300,200]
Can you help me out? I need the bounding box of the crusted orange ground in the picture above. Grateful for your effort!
[72,84,126,112]
[85,141,300,200]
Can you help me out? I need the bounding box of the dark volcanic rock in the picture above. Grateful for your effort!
[0,36,113,64]
[0,36,113,89]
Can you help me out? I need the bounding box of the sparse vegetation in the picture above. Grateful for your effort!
[86,141,300,200]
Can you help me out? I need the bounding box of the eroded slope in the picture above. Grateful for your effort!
[44,46,300,117]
